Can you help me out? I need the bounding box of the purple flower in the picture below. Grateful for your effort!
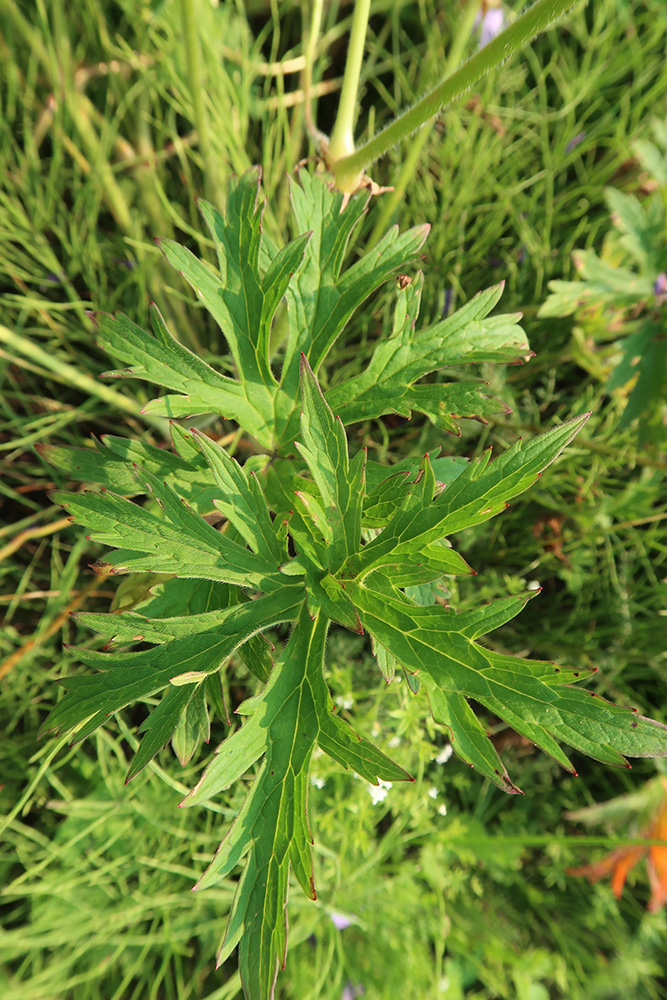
[566,131,587,154]
[342,984,365,1000]
[475,7,505,47]
[654,272,667,303]
[330,911,353,930]
[38,272,65,293]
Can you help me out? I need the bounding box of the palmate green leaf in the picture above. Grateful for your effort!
[347,581,667,787]
[538,250,654,317]
[80,578,277,683]
[41,168,667,1000]
[605,186,664,272]
[40,585,305,781]
[171,682,211,767]
[95,170,310,448]
[273,171,430,447]
[52,465,281,588]
[94,308,276,445]
[181,606,408,1000]
[86,169,433,456]
[160,169,310,388]
[192,429,286,564]
[297,355,365,572]
[38,425,220,513]
[326,275,526,432]
[344,413,591,581]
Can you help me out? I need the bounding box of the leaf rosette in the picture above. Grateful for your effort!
[39,169,667,1000]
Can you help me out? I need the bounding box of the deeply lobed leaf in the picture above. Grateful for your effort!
[327,275,527,433]
[40,168,667,1000]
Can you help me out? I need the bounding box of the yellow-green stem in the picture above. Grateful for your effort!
[332,0,582,192]
[367,0,482,247]
[328,0,372,186]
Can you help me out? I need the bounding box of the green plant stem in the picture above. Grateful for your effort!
[328,0,372,165]
[332,0,582,191]
[179,0,218,203]
[367,0,482,247]
[304,0,325,141]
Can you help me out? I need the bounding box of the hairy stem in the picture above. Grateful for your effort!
[367,0,482,247]
[332,0,582,191]
[328,0,372,174]
[304,0,325,141]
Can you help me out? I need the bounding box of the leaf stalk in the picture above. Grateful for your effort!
[331,0,582,192]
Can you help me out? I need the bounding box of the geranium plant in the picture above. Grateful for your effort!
[37,2,667,998]
[40,170,667,999]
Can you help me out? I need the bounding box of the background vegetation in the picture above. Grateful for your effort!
[1,0,666,997]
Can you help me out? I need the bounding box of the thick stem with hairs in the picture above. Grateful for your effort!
[330,0,582,193]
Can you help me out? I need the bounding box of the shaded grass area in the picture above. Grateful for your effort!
[1,0,667,997]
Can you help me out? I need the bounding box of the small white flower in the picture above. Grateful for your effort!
[335,694,354,710]
[428,786,439,800]
[437,803,448,816]
[367,779,392,805]
[311,775,326,789]
[435,745,453,765]
[387,736,401,748]
[371,721,381,738]
[527,580,541,591]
